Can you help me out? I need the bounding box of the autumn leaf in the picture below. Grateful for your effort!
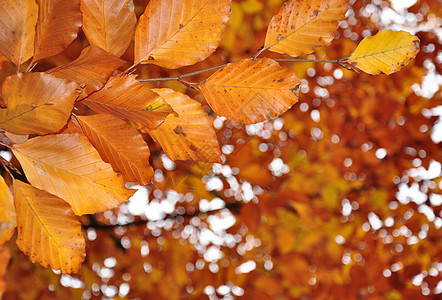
[135,0,231,68]
[83,76,174,129]
[0,246,9,297]
[76,114,154,185]
[264,0,348,57]
[146,88,221,162]
[12,134,134,215]
[0,72,79,135]
[33,0,82,62]
[80,0,136,57]
[13,180,85,273]
[47,45,124,96]
[0,176,15,245]
[199,58,301,124]
[345,30,420,75]
[0,0,38,66]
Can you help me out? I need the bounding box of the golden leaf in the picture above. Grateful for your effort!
[0,72,79,135]
[0,176,15,244]
[0,0,38,65]
[81,0,136,57]
[83,76,173,129]
[47,45,124,96]
[199,58,301,124]
[33,0,82,62]
[76,114,154,185]
[264,0,348,57]
[135,0,231,68]
[14,180,85,273]
[146,88,221,162]
[12,134,134,215]
[345,30,420,75]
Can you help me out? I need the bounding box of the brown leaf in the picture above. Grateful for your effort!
[83,76,173,129]
[0,72,79,135]
[76,114,154,185]
[0,0,38,66]
[81,0,137,57]
[33,0,82,62]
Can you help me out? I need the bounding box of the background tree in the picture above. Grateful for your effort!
[0,0,441,299]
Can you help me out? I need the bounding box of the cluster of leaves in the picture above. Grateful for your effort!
[0,0,439,299]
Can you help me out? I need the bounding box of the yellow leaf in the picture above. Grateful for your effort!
[199,58,301,124]
[0,176,15,244]
[135,0,231,68]
[0,0,38,65]
[146,88,221,162]
[346,30,420,75]
[0,72,79,135]
[81,0,137,57]
[33,0,82,62]
[13,180,85,273]
[76,114,154,185]
[83,76,174,129]
[264,0,348,57]
[12,134,134,215]
[47,45,124,96]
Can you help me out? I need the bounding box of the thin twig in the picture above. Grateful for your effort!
[136,58,342,83]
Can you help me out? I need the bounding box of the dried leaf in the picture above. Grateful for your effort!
[0,245,9,297]
[76,114,154,185]
[81,0,137,57]
[199,58,301,124]
[345,30,420,75]
[146,88,221,162]
[14,180,85,273]
[47,45,124,96]
[264,0,348,57]
[0,0,38,65]
[33,0,82,62]
[0,72,79,135]
[135,0,231,68]
[83,76,173,129]
[0,176,15,244]
[4,132,29,144]
[12,134,134,215]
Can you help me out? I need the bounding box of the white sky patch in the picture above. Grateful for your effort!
[235,260,256,274]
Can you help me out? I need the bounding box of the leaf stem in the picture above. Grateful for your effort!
[136,58,342,83]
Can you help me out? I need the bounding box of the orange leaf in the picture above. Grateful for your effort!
[0,176,15,244]
[83,76,173,129]
[264,0,348,57]
[135,0,231,68]
[12,134,134,215]
[81,0,137,57]
[0,0,38,66]
[33,0,82,62]
[13,180,85,273]
[146,88,221,162]
[76,114,154,185]
[199,58,301,124]
[47,45,124,96]
[0,72,79,135]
